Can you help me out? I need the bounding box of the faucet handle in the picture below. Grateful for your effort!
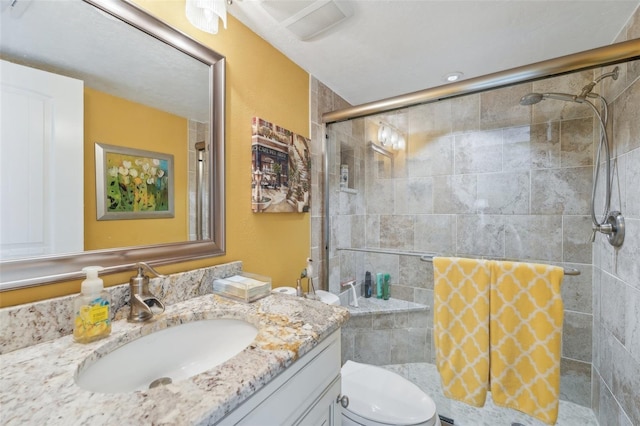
[137,262,167,279]
[128,262,166,322]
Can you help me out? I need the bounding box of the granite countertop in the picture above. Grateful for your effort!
[0,293,349,425]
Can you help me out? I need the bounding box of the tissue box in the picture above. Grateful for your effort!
[213,272,272,302]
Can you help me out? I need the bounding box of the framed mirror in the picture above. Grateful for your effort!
[0,0,225,290]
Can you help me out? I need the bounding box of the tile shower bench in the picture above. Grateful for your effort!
[340,297,432,366]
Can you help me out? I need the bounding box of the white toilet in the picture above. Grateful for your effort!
[311,290,440,426]
[341,360,441,426]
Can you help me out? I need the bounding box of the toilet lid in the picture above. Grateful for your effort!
[341,361,437,425]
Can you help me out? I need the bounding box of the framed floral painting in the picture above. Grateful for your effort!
[95,143,174,220]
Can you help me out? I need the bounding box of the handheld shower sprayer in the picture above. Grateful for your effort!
[519,66,624,247]
[519,92,581,106]
[519,67,620,106]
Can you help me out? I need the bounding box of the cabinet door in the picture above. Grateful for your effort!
[223,330,341,425]
[295,376,341,426]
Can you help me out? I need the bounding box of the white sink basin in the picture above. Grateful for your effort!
[76,319,258,393]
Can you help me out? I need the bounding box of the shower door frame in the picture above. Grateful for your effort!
[321,38,640,289]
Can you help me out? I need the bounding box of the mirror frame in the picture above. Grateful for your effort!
[0,0,225,291]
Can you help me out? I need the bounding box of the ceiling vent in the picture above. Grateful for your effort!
[259,0,352,41]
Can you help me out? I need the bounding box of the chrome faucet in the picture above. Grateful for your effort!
[128,262,166,322]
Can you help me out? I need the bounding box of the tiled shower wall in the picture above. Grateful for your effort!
[327,70,598,407]
[309,77,352,289]
[591,9,640,426]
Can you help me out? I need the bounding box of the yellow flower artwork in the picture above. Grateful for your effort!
[95,143,174,220]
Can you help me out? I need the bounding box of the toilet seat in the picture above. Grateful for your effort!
[341,360,439,426]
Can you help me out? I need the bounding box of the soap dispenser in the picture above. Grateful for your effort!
[73,266,111,343]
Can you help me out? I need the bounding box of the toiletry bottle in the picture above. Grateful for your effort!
[383,273,390,300]
[364,271,372,298]
[340,164,349,188]
[296,278,303,297]
[73,266,111,343]
[376,273,383,299]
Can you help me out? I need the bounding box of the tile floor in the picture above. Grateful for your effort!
[383,363,598,426]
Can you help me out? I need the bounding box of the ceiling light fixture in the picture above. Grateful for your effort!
[186,0,228,34]
[444,72,464,83]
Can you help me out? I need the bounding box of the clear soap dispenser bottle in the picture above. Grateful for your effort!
[73,266,111,343]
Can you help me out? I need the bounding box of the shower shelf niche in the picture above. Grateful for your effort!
[339,143,356,191]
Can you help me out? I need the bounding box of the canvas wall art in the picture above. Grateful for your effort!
[251,117,311,213]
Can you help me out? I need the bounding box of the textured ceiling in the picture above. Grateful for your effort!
[0,0,210,122]
[3,1,638,116]
[229,0,640,106]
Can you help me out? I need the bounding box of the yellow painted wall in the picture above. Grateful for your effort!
[84,87,188,250]
[0,1,310,307]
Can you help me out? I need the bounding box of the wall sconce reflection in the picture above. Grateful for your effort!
[377,122,406,151]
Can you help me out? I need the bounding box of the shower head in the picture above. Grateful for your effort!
[519,92,581,106]
[519,93,544,105]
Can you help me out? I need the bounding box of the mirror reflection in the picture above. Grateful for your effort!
[1,0,210,260]
[0,0,225,289]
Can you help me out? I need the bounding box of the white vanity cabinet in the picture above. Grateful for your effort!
[294,376,341,425]
[219,329,342,425]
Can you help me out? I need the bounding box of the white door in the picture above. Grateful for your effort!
[0,59,84,259]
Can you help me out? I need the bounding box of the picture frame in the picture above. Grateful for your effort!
[251,117,311,213]
[95,143,174,220]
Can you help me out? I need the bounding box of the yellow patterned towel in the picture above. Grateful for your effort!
[433,257,491,407]
[489,261,564,425]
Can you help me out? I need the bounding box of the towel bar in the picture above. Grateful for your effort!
[335,247,581,276]
[418,254,581,276]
